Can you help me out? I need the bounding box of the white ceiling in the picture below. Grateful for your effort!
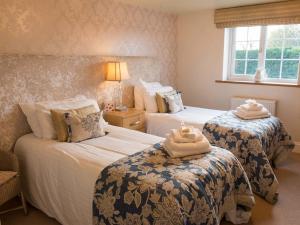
[115,0,283,14]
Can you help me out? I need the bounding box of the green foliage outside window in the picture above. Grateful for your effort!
[235,48,300,78]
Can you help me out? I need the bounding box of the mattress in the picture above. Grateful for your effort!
[146,106,225,137]
[15,125,164,225]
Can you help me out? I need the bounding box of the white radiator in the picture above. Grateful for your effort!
[230,96,277,115]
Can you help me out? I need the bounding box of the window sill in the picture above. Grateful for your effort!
[215,80,300,88]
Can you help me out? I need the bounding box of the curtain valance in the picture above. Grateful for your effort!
[215,0,300,28]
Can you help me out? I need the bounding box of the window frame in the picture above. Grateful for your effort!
[226,25,300,84]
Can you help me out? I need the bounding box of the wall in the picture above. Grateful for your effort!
[0,0,177,152]
[177,10,300,142]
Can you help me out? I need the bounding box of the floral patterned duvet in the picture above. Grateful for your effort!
[93,145,255,225]
[203,111,295,203]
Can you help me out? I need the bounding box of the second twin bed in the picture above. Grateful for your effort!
[145,105,294,203]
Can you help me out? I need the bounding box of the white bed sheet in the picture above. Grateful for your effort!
[15,125,164,225]
[146,106,225,137]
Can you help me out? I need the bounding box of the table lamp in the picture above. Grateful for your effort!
[105,61,130,111]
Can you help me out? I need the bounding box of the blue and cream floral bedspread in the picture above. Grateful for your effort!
[93,145,255,225]
[203,111,295,203]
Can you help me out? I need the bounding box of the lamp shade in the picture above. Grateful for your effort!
[105,61,130,81]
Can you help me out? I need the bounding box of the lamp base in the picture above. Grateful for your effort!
[115,105,128,111]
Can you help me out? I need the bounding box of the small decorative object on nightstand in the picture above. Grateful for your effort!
[0,151,27,216]
[103,102,115,112]
[104,108,145,132]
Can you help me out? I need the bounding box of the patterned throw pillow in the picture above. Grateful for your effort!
[64,111,106,142]
[166,92,184,113]
[51,105,97,142]
[155,90,177,113]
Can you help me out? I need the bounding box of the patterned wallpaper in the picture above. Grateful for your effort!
[0,0,177,151]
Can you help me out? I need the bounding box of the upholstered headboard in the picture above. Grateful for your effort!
[0,54,171,152]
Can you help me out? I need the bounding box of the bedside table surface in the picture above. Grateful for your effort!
[104,108,145,132]
[105,108,144,118]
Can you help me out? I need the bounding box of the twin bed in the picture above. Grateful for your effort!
[15,125,254,225]
[14,95,294,225]
[15,126,162,225]
[146,106,294,203]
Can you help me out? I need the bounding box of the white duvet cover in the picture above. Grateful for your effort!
[146,106,225,137]
[15,125,164,225]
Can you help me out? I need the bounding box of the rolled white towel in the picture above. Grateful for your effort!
[245,99,258,106]
[182,132,198,139]
[164,135,211,158]
[179,127,202,139]
[240,103,263,111]
[179,126,194,137]
[171,129,203,143]
[180,126,191,133]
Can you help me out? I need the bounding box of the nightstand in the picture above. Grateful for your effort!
[104,108,145,132]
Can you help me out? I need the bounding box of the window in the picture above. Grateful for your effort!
[226,24,300,83]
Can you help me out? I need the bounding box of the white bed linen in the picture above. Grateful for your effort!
[15,125,164,225]
[146,106,225,137]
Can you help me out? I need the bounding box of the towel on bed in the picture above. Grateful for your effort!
[240,103,263,111]
[171,129,203,143]
[234,107,271,120]
[234,99,270,120]
[164,135,211,158]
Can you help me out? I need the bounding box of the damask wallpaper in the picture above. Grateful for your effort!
[0,0,177,151]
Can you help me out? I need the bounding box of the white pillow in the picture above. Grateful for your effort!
[140,79,162,89]
[144,86,174,113]
[36,109,57,139]
[19,103,43,138]
[166,92,184,113]
[36,96,100,140]
[134,79,162,110]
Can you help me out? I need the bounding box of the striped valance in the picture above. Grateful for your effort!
[215,0,300,28]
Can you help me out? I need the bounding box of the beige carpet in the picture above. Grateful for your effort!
[1,153,300,225]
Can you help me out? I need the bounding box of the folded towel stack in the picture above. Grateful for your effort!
[164,126,211,158]
[234,99,271,120]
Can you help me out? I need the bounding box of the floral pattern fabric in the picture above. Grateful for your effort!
[203,111,295,203]
[64,111,106,142]
[93,145,255,225]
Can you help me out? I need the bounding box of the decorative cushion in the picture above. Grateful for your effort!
[143,86,174,113]
[64,111,107,142]
[156,90,177,113]
[0,171,17,187]
[51,105,97,142]
[166,92,184,113]
[36,96,100,140]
